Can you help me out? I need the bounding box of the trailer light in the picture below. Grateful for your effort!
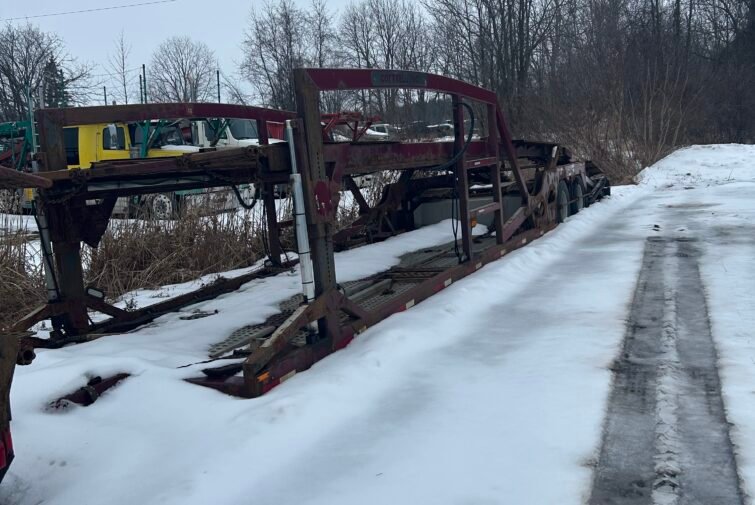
[470,217,478,228]
[444,278,452,287]
[405,299,415,309]
[257,372,270,382]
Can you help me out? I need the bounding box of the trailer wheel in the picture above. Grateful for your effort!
[571,179,585,214]
[556,180,570,223]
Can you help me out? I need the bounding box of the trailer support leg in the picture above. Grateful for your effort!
[487,104,505,243]
[52,240,88,336]
[453,94,472,262]
[294,71,340,344]
[262,183,284,265]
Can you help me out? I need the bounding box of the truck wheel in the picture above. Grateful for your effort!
[148,193,177,220]
[557,180,570,223]
[571,179,585,214]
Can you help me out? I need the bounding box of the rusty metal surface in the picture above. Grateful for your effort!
[208,294,303,358]
[193,225,554,398]
[302,68,499,104]
[0,166,52,190]
[36,102,295,128]
[49,373,130,409]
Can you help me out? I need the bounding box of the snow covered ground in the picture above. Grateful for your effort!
[2,144,755,504]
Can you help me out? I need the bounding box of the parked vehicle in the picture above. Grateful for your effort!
[192,118,286,148]
[0,119,246,218]
[369,123,401,139]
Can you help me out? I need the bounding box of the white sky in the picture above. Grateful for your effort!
[0,0,350,101]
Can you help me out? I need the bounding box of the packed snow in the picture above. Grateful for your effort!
[2,144,755,505]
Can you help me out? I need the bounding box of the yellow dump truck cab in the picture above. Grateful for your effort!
[63,122,194,169]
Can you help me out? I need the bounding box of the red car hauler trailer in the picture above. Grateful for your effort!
[0,68,608,482]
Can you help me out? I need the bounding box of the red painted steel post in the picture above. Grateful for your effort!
[452,94,472,262]
[36,110,89,336]
[488,104,505,243]
[293,70,339,342]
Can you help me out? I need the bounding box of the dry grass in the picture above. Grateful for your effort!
[84,205,277,300]
[0,216,45,330]
[0,202,287,329]
[0,182,380,330]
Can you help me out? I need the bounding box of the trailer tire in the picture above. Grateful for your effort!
[556,180,570,223]
[570,179,585,214]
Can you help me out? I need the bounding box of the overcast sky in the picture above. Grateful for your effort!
[1,0,350,100]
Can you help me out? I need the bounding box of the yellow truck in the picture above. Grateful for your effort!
[8,120,239,218]
[63,121,195,169]
[62,121,201,218]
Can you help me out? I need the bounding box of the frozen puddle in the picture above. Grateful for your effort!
[589,237,745,505]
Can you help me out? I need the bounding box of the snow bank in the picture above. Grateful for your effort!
[636,144,755,188]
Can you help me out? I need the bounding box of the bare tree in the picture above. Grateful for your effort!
[107,31,133,105]
[237,0,752,170]
[338,0,435,117]
[0,23,92,121]
[309,0,340,67]
[241,0,308,110]
[148,36,217,103]
[220,70,251,105]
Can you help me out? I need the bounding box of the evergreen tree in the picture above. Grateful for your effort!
[42,57,69,108]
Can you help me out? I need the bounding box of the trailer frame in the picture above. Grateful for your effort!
[1,68,609,399]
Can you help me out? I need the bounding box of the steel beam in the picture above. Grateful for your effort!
[262,183,284,265]
[38,103,295,127]
[294,73,337,296]
[487,104,505,243]
[0,166,52,189]
[51,240,88,335]
[452,95,472,262]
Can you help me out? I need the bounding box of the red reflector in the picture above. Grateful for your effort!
[261,378,280,394]
[0,428,13,469]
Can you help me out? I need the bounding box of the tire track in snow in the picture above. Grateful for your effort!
[589,237,745,505]
[672,238,745,505]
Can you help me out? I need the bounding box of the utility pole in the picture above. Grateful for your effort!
[217,69,221,103]
[142,64,148,103]
[139,75,144,104]
[103,86,108,105]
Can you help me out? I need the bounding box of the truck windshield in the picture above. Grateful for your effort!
[228,119,258,140]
